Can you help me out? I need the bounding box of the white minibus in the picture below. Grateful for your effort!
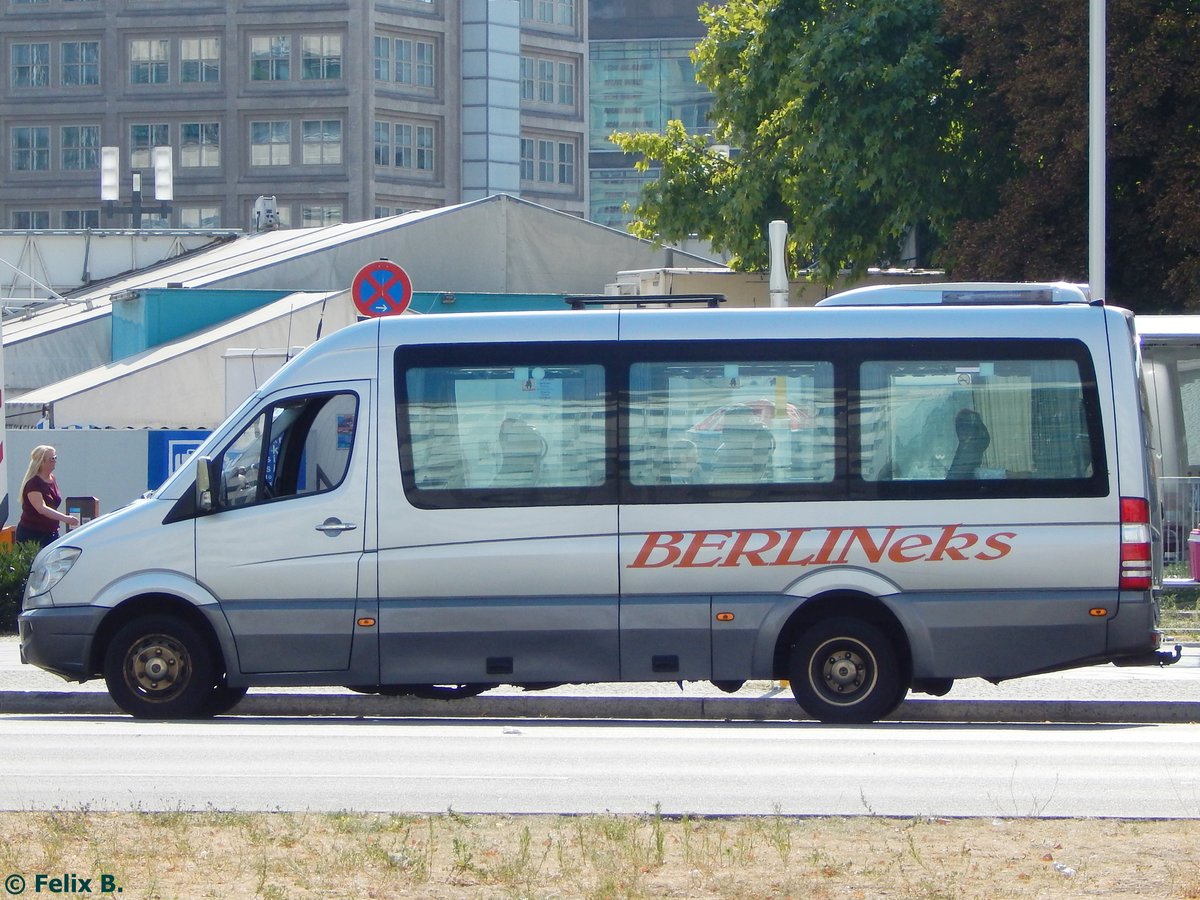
[18,283,1172,723]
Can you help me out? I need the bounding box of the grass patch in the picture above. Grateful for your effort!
[0,811,1198,899]
[1160,570,1200,640]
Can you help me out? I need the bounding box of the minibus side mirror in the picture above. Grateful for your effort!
[195,456,217,513]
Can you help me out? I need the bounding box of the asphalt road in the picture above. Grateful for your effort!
[3,716,1199,817]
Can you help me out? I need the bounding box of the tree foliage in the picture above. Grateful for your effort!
[941,0,1200,310]
[611,0,992,280]
[611,0,1200,310]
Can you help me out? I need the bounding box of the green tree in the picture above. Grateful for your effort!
[611,0,995,281]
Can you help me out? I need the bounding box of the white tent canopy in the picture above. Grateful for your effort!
[2,195,719,395]
[9,291,354,429]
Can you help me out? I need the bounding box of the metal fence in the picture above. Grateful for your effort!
[1161,476,1200,567]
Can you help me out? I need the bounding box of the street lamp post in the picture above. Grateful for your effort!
[1089,0,1105,301]
[100,146,173,227]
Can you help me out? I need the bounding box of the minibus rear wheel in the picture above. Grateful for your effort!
[103,615,216,720]
[788,618,901,724]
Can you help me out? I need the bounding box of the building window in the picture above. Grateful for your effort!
[250,36,289,81]
[11,127,50,171]
[520,138,534,181]
[181,122,220,167]
[383,122,434,171]
[373,36,390,81]
[373,121,391,165]
[130,39,170,85]
[375,37,435,87]
[521,55,575,108]
[589,166,659,229]
[301,205,342,227]
[557,61,575,106]
[538,59,555,103]
[129,124,169,167]
[519,58,534,101]
[61,125,100,170]
[11,211,50,229]
[62,41,100,86]
[181,37,220,84]
[400,39,434,87]
[179,206,221,228]
[301,35,341,80]
[589,40,714,152]
[11,43,50,88]
[250,120,291,166]
[557,141,575,185]
[302,119,342,165]
[538,140,554,182]
[62,209,100,228]
[522,0,574,26]
[523,137,575,187]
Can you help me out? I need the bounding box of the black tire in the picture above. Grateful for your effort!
[200,680,249,717]
[788,618,901,724]
[103,615,217,719]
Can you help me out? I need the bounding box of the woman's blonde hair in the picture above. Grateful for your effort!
[21,445,57,491]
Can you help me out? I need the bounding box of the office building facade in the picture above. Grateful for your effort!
[588,0,710,229]
[0,0,587,229]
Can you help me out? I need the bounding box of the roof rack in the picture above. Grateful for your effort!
[565,294,726,310]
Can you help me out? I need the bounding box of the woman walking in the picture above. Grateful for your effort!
[16,445,79,548]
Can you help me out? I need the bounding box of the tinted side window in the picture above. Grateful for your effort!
[398,344,612,508]
[853,340,1107,499]
[627,359,837,488]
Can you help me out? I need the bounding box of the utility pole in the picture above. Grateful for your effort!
[1088,0,1105,301]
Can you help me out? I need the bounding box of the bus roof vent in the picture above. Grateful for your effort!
[816,282,1092,307]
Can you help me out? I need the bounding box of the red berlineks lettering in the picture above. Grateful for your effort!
[627,525,1017,569]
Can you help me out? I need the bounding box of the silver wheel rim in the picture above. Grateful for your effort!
[809,637,878,707]
[124,633,192,702]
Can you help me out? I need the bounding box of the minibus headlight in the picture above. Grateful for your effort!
[25,547,82,601]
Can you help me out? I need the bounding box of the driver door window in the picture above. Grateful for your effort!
[220,392,358,508]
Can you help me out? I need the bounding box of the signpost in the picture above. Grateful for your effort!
[351,259,413,317]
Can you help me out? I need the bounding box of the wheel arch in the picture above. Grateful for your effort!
[89,593,232,678]
[772,591,913,686]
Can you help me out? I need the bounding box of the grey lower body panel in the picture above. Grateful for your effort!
[891,589,1154,680]
[18,606,109,682]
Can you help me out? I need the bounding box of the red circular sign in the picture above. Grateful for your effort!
[352,260,413,317]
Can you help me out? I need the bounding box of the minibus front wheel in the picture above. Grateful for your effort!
[102,614,217,720]
[788,618,901,725]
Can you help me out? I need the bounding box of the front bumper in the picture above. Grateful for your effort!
[18,606,109,682]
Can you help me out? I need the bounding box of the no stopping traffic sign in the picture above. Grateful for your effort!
[352,260,413,317]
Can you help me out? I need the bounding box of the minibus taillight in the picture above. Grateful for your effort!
[1120,497,1153,591]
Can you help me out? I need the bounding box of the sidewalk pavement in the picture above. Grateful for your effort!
[4,636,1200,724]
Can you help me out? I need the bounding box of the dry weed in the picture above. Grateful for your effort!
[0,811,1197,899]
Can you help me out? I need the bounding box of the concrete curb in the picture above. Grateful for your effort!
[3,691,1200,724]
